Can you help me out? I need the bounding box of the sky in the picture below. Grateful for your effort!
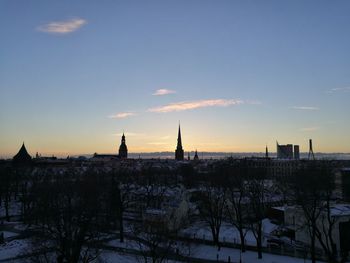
[1,0,350,157]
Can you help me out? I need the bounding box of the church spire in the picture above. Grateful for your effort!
[194,149,199,160]
[175,124,184,161]
[177,124,182,149]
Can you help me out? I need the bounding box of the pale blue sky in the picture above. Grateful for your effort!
[1,0,350,157]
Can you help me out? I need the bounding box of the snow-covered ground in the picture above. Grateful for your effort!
[99,251,181,263]
[0,201,22,219]
[0,237,324,263]
[98,252,141,263]
[0,239,29,261]
[0,220,325,263]
[2,231,19,239]
[192,243,314,263]
[181,219,278,247]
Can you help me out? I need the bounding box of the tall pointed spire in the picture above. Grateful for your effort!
[175,123,184,161]
[177,124,182,149]
[194,149,199,160]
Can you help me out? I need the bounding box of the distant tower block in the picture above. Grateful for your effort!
[277,141,293,159]
[294,145,300,160]
[265,145,269,159]
[308,139,315,160]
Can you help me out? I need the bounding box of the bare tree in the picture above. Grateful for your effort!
[0,166,16,221]
[137,167,168,209]
[224,163,248,252]
[26,171,110,263]
[292,162,337,263]
[196,171,226,246]
[245,166,270,259]
[109,169,135,243]
[132,218,177,263]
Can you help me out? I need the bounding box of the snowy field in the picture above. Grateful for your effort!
[191,243,314,263]
[0,201,22,220]
[181,219,278,247]
[0,219,328,263]
[0,238,325,263]
[0,239,29,261]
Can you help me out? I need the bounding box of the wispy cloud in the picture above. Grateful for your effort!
[109,112,137,119]
[152,89,176,96]
[292,106,320,111]
[327,87,350,93]
[299,127,320,132]
[148,99,243,113]
[37,18,87,34]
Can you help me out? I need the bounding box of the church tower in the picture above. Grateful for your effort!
[118,133,128,159]
[175,124,184,161]
[194,149,199,161]
[13,142,32,165]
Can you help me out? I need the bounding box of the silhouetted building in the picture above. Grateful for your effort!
[294,145,300,160]
[277,142,293,159]
[194,150,199,161]
[265,146,269,159]
[341,168,350,202]
[13,143,32,165]
[175,125,184,161]
[118,133,128,159]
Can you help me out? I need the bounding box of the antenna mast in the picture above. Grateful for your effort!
[308,139,315,160]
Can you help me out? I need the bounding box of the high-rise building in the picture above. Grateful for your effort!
[118,133,128,158]
[175,125,184,161]
[276,142,294,159]
[294,145,300,160]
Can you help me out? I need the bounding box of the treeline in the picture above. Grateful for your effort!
[0,165,184,263]
[0,160,341,263]
[186,160,339,263]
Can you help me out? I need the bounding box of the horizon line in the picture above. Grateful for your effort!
[1,151,350,159]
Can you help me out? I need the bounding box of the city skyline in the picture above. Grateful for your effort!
[1,1,350,157]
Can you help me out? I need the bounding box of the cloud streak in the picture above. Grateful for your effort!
[148,99,243,113]
[299,127,320,132]
[109,112,137,119]
[292,106,319,111]
[328,87,350,93]
[37,18,87,34]
[152,89,176,96]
